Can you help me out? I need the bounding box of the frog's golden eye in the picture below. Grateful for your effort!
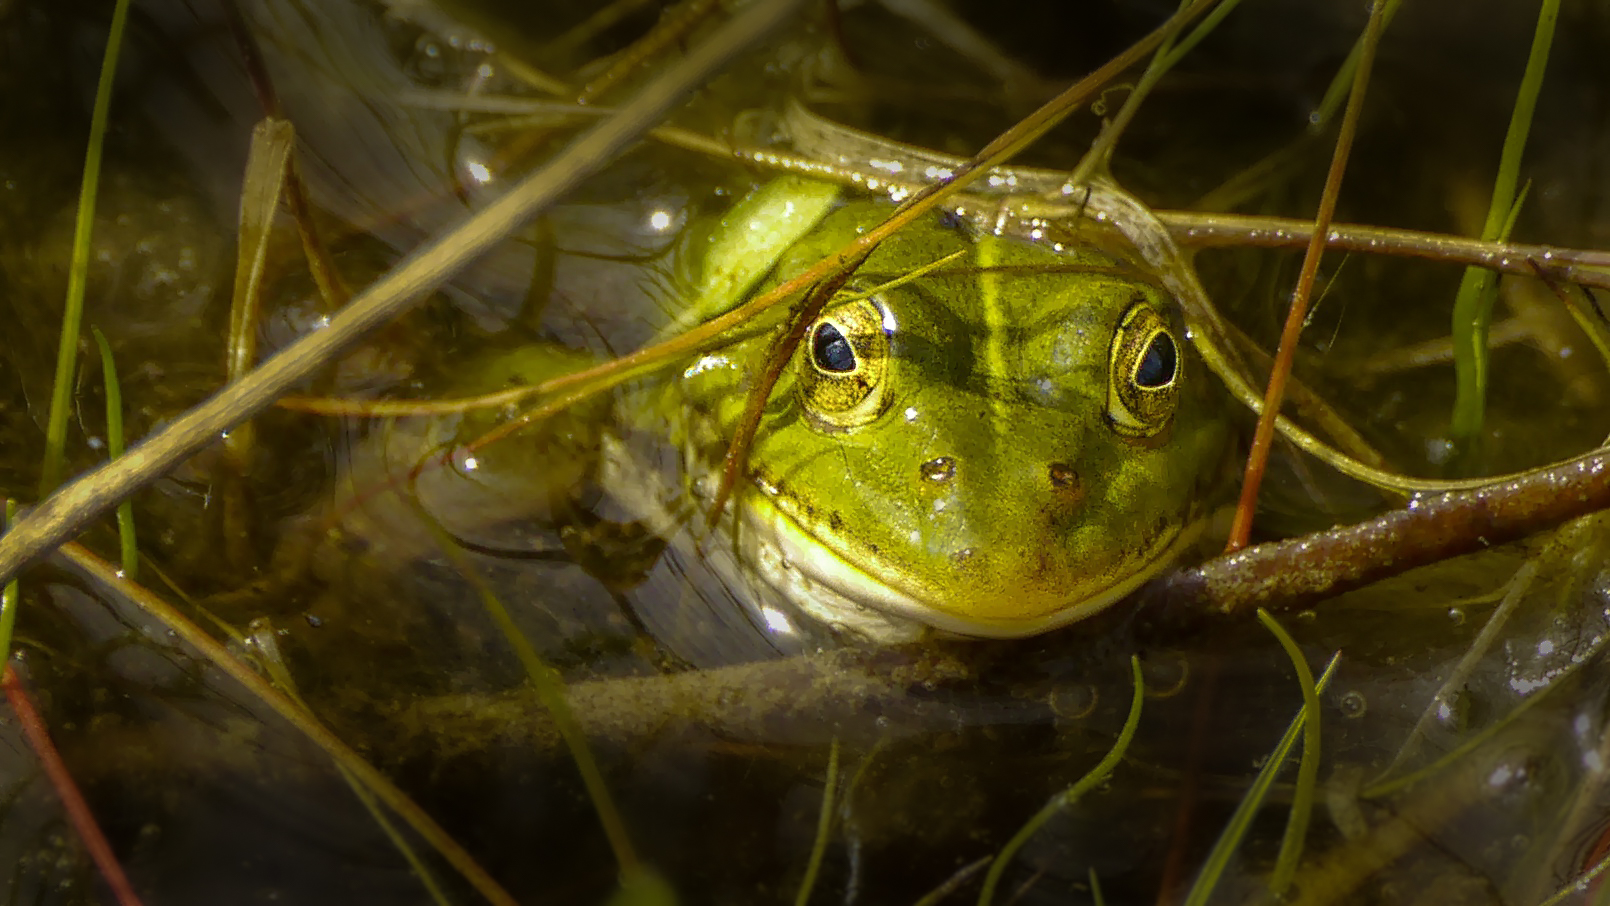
[797,297,890,431]
[1107,299,1180,439]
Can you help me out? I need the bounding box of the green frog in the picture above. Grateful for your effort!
[603,177,1232,642]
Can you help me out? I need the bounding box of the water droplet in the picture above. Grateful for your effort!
[1435,688,1473,729]
[1447,607,1466,626]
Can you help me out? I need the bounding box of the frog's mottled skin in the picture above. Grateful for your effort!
[611,178,1231,641]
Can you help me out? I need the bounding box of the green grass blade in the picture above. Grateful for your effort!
[1089,867,1106,906]
[39,0,134,496]
[1311,0,1406,132]
[1068,0,1244,186]
[336,763,454,906]
[240,625,453,906]
[606,868,679,906]
[90,328,136,580]
[794,738,841,906]
[1448,180,1533,447]
[978,656,1145,906]
[1182,651,1341,906]
[1257,610,1324,895]
[1449,0,1559,441]
[467,570,640,872]
[1156,0,1245,72]
[424,518,643,877]
[911,857,991,906]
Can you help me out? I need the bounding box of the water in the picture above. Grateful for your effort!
[2,1,1610,903]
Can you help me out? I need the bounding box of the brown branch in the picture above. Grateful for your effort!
[1134,448,1610,634]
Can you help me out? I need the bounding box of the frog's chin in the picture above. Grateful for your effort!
[741,499,1204,641]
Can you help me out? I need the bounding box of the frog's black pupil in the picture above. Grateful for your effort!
[1136,332,1176,387]
[813,323,856,373]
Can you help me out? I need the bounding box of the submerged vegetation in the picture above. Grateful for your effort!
[2,0,1610,903]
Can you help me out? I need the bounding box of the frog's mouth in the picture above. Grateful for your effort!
[738,494,1205,640]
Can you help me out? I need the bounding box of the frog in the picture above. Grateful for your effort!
[603,176,1233,643]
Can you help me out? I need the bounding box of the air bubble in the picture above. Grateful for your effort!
[1338,690,1367,719]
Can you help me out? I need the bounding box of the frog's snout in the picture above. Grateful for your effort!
[898,448,1121,625]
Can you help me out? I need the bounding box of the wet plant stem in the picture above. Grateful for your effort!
[1225,0,1387,552]
[1178,653,1339,906]
[40,0,133,496]
[576,0,719,103]
[794,738,841,906]
[90,330,137,579]
[1064,0,1246,188]
[709,255,865,524]
[1258,611,1323,895]
[224,2,349,308]
[979,657,1145,906]
[3,664,144,906]
[1449,0,1558,443]
[442,541,643,876]
[246,627,454,906]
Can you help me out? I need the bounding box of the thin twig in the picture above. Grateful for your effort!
[3,664,145,906]
[404,90,1610,289]
[1225,0,1388,551]
[575,0,720,104]
[1158,211,1610,290]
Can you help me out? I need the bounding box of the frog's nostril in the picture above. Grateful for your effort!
[920,456,957,483]
[1048,462,1079,490]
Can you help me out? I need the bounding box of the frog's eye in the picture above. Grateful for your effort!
[812,323,856,372]
[797,297,891,431]
[1107,299,1180,439]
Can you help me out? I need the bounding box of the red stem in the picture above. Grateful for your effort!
[1224,0,1389,553]
[3,664,145,906]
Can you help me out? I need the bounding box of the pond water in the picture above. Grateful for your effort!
[3,1,1610,904]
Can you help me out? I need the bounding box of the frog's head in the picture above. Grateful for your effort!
[734,203,1232,638]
